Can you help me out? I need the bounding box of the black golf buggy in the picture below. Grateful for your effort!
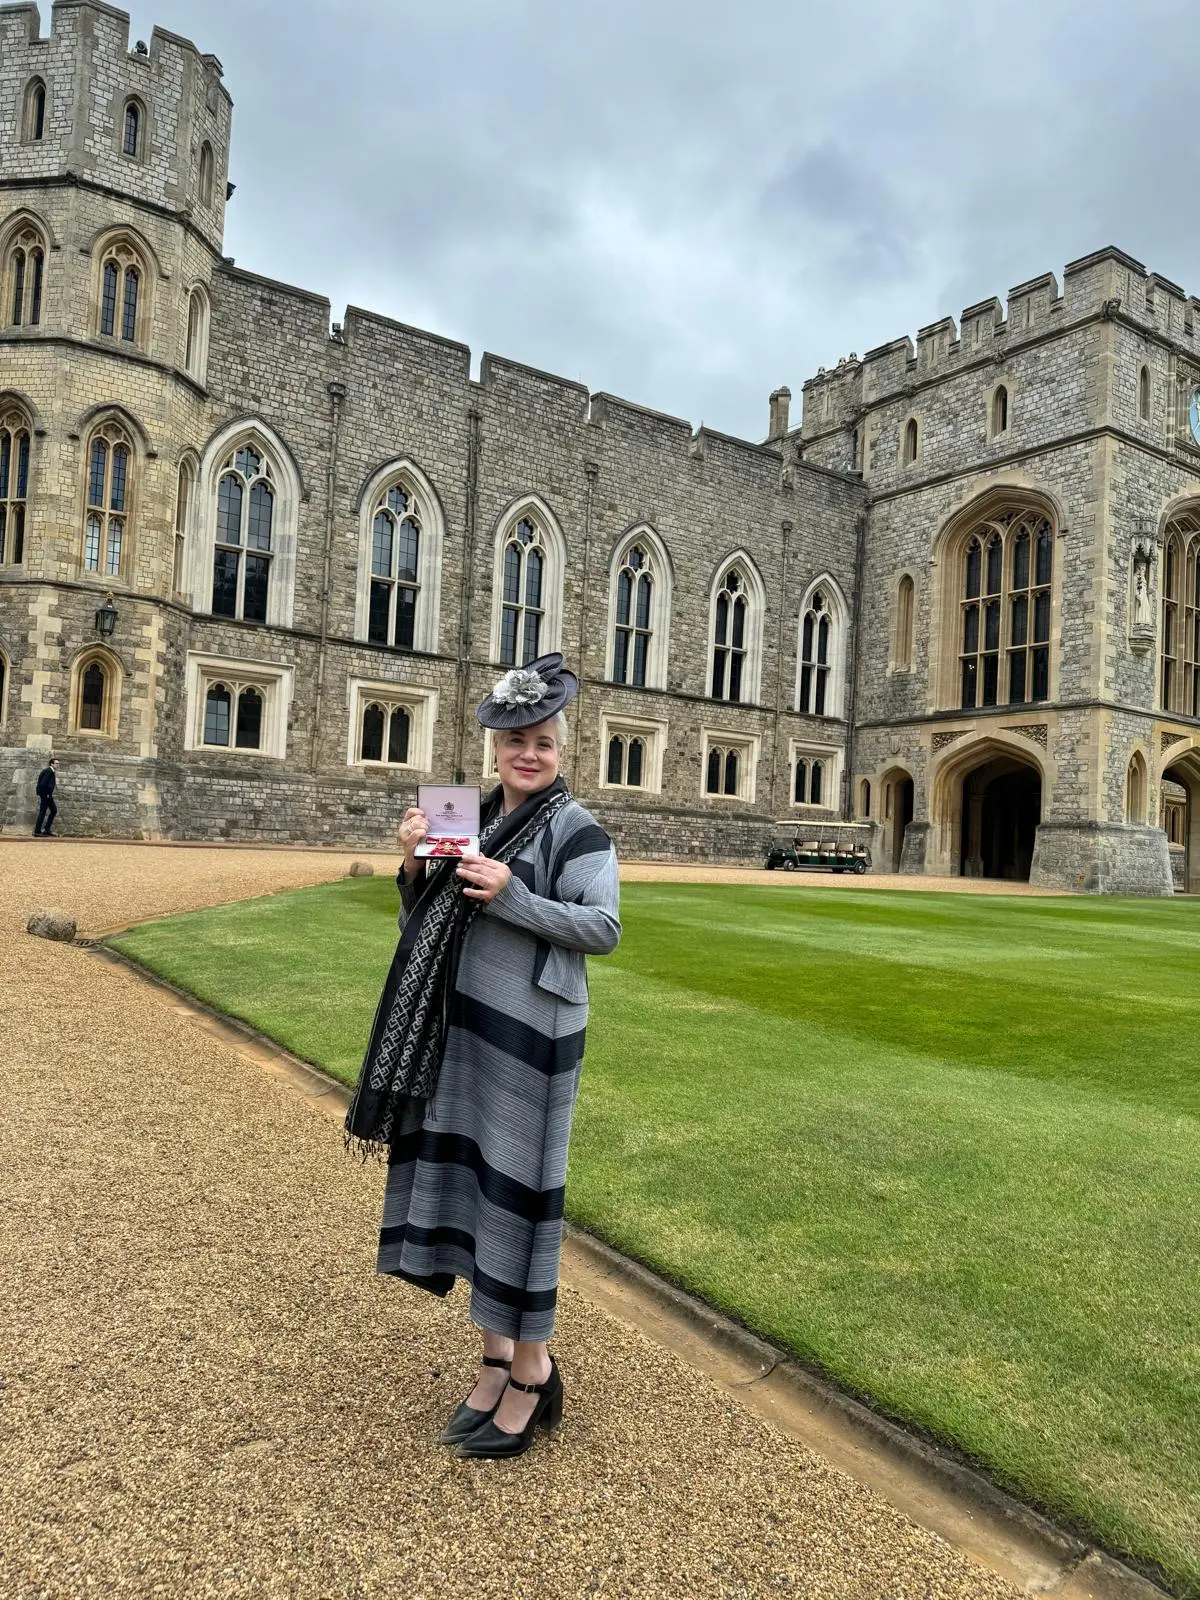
[765,829,871,875]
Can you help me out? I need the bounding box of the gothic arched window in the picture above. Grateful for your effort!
[902,417,919,464]
[1160,511,1200,716]
[895,574,915,668]
[959,509,1053,709]
[212,445,274,624]
[7,226,45,327]
[991,386,1009,436]
[1126,752,1147,824]
[711,568,748,701]
[174,456,195,595]
[799,590,832,714]
[606,733,645,787]
[122,99,143,159]
[203,680,267,751]
[0,409,31,565]
[368,483,421,651]
[1139,366,1151,422]
[184,286,209,381]
[97,240,145,344]
[499,516,545,667]
[360,700,412,765]
[613,544,654,687]
[198,141,215,208]
[83,421,132,578]
[705,745,741,796]
[69,647,121,737]
[23,79,46,143]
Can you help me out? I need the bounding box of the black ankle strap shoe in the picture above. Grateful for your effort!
[454,1356,563,1460]
[436,1356,512,1446]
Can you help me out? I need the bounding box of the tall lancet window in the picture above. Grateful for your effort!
[613,544,654,687]
[0,410,31,565]
[799,590,832,714]
[83,422,132,578]
[368,484,421,651]
[499,517,545,667]
[959,509,1052,710]
[212,445,275,624]
[711,568,748,701]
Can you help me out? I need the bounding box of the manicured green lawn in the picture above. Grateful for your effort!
[111,882,1200,1594]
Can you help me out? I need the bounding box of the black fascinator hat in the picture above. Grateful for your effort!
[476,652,580,731]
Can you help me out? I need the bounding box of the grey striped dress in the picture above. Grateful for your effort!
[377,798,621,1342]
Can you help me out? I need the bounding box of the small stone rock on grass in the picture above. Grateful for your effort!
[26,908,77,942]
[346,861,375,878]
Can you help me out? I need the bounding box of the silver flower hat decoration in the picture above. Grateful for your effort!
[475,651,580,730]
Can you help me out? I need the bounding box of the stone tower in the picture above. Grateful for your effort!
[0,0,230,832]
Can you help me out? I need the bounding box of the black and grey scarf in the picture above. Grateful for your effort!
[344,777,572,1159]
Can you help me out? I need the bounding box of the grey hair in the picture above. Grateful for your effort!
[549,712,569,747]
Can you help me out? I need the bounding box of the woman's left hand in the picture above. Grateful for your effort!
[456,854,512,903]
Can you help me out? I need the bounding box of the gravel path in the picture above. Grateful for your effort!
[0,840,1022,1599]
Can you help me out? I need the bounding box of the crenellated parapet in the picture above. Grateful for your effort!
[801,247,1200,428]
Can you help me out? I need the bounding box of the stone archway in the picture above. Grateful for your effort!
[960,755,1042,880]
[930,738,1045,881]
[1162,751,1200,892]
[880,766,915,873]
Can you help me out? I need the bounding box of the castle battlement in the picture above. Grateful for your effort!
[801,247,1200,434]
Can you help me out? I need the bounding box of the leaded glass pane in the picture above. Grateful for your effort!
[247,482,273,550]
[982,654,999,706]
[613,629,629,685]
[388,707,410,765]
[724,750,739,796]
[29,251,42,325]
[0,433,9,498]
[635,573,652,631]
[88,440,107,509]
[235,687,263,749]
[962,604,979,653]
[204,685,231,746]
[607,736,623,785]
[731,597,745,650]
[100,262,118,335]
[499,606,518,666]
[1012,530,1030,589]
[814,664,827,716]
[81,664,105,730]
[121,268,139,342]
[811,761,823,806]
[372,512,393,577]
[84,514,101,571]
[1011,594,1028,647]
[728,652,743,703]
[1031,646,1049,702]
[397,517,419,583]
[802,613,813,661]
[961,657,977,709]
[817,615,829,665]
[243,554,270,623]
[217,474,242,544]
[361,704,384,762]
[105,518,122,576]
[799,662,812,709]
[984,599,1001,652]
[715,593,729,647]
[0,506,6,563]
[986,536,1002,595]
[211,548,239,616]
[632,631,648,688]
[1034,592,1050,643]
[517,518,534,545]
[396,587,416,650]
[124,102,139,156]
[522,608,541,665]
[503,544,521,605]
[235,447,261,479]
[1009,651,1026,704]
[387,486,408,516]
[706,748,721,793]
[794,761,807,803]
[1035,527,1053,587]
[11,505,22,563]
[712,648,726,700]
[33,87,44,141]
[11,252,24,326]
[109,445,127,512]
[616,570,632,626]
[16,433,29,498]
[368,580,391,644]
[525,547,543,609]
[965,540,981,599]
[627,738,644,788]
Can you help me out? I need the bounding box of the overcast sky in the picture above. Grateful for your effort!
[130,0,1200,441]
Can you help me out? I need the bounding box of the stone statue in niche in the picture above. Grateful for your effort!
[1130,535,1156,649]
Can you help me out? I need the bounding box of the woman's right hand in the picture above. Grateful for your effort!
[398,807,429,879]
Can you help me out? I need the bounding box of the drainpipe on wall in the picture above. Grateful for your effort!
[452,405,483,783]
[842,505,869,818]
[768,520,792,814]
[310,380,345,775]
[572,461,599,793]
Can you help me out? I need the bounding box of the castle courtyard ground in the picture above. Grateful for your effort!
[0,840,1055,1600]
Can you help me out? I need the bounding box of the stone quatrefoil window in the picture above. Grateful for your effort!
[8,227,45,327]
[711,569,749,701]
[959,511,1053,710]
[98,242,142,343]
[613,545,654,687]
[212,446,274,623]
[83,423,132,578]
[1161,513,1200,716]
[0,411,31,565]
[368,485,421,651]
[499,517,545,667]
[359,699,412,766]
[203,679,264,750]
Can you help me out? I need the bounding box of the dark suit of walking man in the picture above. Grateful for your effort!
[34,758,58,837]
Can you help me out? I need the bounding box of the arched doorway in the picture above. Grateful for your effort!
[881,767,915,872]
[960,753,1042,880]
[1161,756,1200,892]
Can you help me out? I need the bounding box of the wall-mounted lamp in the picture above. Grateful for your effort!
[94,594,118,638]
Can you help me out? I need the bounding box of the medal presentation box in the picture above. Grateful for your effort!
[415,785,482,859]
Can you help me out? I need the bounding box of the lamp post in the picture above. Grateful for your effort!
[94,594,118,638]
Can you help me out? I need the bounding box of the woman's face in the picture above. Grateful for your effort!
[495,722,560,800]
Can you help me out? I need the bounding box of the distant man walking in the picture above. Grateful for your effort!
[34,758,59,837]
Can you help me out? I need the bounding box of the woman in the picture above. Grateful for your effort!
[345,653,621,1460]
